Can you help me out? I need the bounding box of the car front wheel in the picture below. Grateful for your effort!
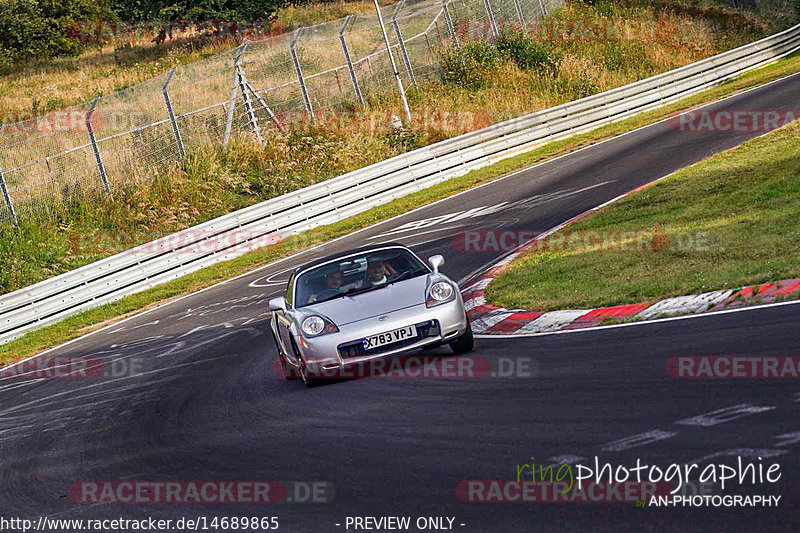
[299,358,320,387]
[279,351,299,380]
[449,318,474,354]
[272,328,299,380]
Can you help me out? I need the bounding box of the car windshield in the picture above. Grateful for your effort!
[294,248,429,307]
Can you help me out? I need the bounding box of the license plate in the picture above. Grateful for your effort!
[363,325,416,350]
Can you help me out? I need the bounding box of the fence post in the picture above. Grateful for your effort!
[223,43,247,147]
[442,0,460,49]
[339,15,364,106]
[538,0,548,17]
[0,167,18,226]
[86,97,111,195]
[512,0,528,35]
[483,0,500,39]
[291,28,315,122]
[236,62,263,143]
[392,0,416,89]
[373,0,412,125]
[162,67,186,159]
[244,81,284,132]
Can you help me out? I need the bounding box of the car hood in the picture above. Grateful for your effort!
[303,275,431,326]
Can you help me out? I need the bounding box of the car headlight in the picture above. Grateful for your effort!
[301,316,338,337]
[427,281,455,307]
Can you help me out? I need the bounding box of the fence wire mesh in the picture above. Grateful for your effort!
[0,0,562,226]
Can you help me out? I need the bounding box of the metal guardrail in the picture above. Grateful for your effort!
[1,23,799,346]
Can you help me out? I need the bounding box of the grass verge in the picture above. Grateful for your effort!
[486,119,800,312]
[2,50,800,364]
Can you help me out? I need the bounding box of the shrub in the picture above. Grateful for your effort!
[0,0,110,67]
[385,127,423,150]
[495,35,561,75]
[440,42,499,90]
[560,72,599,99]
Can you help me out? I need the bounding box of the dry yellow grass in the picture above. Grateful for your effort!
[0,1,375,114]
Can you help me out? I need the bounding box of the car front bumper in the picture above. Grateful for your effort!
[295,297,468,374]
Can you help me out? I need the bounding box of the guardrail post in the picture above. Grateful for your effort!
[291,28,315,122]
[223,43,246,147]
[483,0,500,39]
[339,15,364,106]
[0,167,18,226]
[392,0,416,89]
[162,67,186,159]
[512,0,528,35]
[442,0,460,49]
[373,0,412,125]
[86,97,111,195]
[537,0,547,17]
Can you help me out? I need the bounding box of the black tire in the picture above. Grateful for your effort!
[271,327,298,380]
[449,319,474,354]
[292,338,320,387]
[299,359,320,388]
[279,351,299,380]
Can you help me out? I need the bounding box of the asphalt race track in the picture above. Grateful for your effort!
[2,72,799,532]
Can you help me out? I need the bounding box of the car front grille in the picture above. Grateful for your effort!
[338,320,440,359]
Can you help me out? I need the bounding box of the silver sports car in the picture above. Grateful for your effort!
[269,243,473,386]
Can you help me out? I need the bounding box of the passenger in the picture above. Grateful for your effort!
[365,259,389,287]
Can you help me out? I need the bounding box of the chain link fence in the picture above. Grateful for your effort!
[0,0,564,227]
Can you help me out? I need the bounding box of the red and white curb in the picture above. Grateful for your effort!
[464,275,800,335]
[460,179,800,335]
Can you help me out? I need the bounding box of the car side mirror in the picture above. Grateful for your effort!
[269,297,287,312]
[428,255,445,274]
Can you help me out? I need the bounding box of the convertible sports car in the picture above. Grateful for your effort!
[269,243,473,386]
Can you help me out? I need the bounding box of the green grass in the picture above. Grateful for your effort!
[2,49,800,364]
[486,122,800,312]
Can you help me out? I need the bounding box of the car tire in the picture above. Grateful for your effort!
[291,338,320,387]
[299,358,320,388]
[449,318,474,354]
[279,351,299,380]
[272,329,298,380]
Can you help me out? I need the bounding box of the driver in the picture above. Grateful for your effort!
[324,268,344,290]
[308,267,344,303]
